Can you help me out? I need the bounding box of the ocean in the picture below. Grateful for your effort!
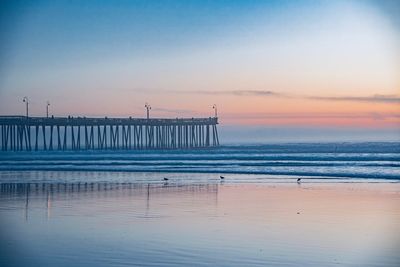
[0,142,399,182]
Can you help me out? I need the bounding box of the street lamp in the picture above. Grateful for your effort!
[22,97,29,118]
[46,101,50,118]
[145,102,151,119]
[212,104,217,118]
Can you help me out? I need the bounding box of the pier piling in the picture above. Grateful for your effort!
[0,116,219,151]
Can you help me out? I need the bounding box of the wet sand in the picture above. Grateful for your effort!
[0,178,399,266]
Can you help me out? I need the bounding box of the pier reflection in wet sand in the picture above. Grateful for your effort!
[0,182,399,267]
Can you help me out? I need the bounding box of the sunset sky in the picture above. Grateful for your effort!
[0,0,399,129]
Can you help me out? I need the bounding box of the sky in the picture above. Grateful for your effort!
[0,0,399,140]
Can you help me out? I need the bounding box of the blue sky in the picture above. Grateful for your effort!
[0,0,399,141]
[1,1,318,69]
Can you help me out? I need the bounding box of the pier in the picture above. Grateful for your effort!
[0,116,219,151]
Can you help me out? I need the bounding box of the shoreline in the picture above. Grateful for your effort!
[1,177,399,267]
[0,170,399,185]
[1,169,399,267]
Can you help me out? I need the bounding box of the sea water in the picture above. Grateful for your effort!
[0,142,399,181]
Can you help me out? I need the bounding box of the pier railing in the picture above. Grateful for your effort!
[0,116,219,151]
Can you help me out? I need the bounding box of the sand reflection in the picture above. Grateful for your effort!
[0,182,399,267]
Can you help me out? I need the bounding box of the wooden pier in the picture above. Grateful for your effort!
[0,116,219,151]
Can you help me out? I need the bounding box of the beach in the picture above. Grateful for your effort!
[0,171,399,267]
[1,142,399,266]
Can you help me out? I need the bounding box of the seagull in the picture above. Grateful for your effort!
[163,177,169,181]
[297,178,301,183]
[220,176,225,180]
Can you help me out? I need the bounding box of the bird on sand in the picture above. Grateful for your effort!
[163,177,169,181]
[220,176,225,180]
[297,178,301,183]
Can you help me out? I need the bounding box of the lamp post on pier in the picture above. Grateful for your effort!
[22,97,29,118]
[212,104,217,118]
[46,101,50,118]
[145,103,151,119]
